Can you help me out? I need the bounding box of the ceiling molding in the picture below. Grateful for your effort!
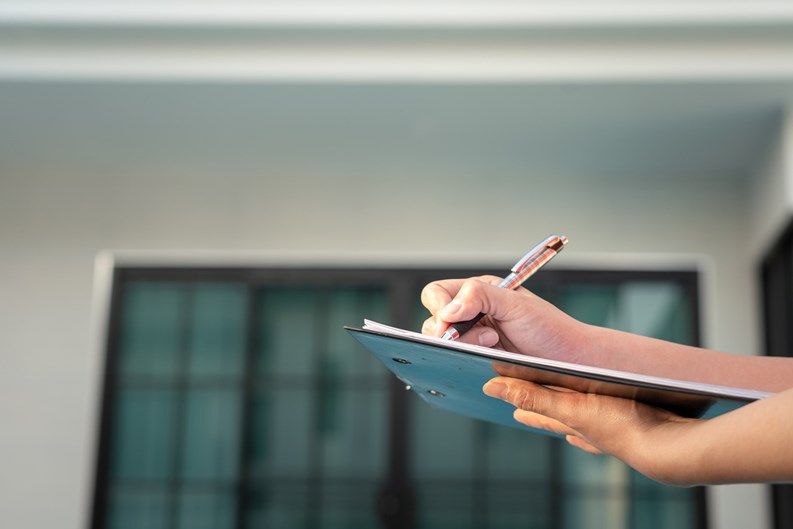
[4,2,793,28]
[4,2,793,82]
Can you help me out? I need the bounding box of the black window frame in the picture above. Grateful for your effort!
[761,221,793,529]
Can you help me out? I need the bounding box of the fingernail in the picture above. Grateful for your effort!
[421,319,435,335]
[438,299,461,318]
[479,329,499,347]
[483,380,507,399]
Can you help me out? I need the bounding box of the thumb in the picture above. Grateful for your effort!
[456,325,500,347]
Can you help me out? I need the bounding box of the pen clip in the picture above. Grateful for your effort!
[511,235,568,274]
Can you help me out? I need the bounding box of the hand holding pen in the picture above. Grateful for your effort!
[440,235,569,341]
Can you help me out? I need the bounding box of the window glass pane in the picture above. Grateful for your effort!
[188,284,247,377]
[256,287,318,376]
[106,487,169,529]
[413,483,474,529]
[561,443,629,488]
[246,483,310,528]
[486,484,552,529]
[110,388,176,480]
[557,284,619,328]
[326,287,389,376]
[176,489,236,529]
[180,388,242,480]
[118,283,184,377]
[249,387,313,477]
[320,481,380,529]
[630,472,693,529]
[631,495,694,529]
[320,386,388,478]
[409,395,476,480]
[562,496,629,529]
[483,422,552,480]
[616,282,692,344]
[411,294,431,331]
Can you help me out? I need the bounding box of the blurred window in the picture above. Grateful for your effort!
[761,225,793,529]
[92,267,704,529]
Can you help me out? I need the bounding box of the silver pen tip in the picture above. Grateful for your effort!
[441,329,459,341]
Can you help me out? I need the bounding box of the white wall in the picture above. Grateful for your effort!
[750,109,793,259]
[0,161,770,529]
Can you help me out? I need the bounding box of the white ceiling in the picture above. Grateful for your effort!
[0,82,788,183]
[1,1,793,185]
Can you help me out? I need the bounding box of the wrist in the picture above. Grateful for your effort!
[631,418,708,486]
[564,322,606,367]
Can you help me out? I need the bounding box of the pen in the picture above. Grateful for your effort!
[440,235,569,341]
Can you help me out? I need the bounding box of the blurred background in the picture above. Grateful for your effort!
[3,2,793,529]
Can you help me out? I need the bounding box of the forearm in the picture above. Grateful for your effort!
[580,324,793,393]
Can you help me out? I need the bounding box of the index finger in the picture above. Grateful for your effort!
[420,275,502,315]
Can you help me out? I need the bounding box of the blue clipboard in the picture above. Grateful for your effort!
[346,321,771,432]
